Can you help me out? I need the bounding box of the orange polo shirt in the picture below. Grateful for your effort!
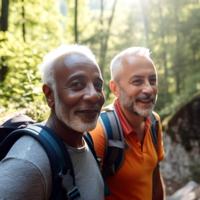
[90,100,164,200]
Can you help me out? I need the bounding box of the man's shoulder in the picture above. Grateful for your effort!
[6,135,51,169]
[0,136,52,199]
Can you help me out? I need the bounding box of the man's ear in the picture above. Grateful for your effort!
[42,84,54,108]
[109,80,120,98]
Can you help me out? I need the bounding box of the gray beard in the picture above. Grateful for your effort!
[54,91,98,133]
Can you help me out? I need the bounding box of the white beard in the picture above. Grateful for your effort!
[54,90,98,133]
[119,90,156,118]
[133,103,155,117]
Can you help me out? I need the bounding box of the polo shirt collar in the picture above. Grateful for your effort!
[114,99,151,136]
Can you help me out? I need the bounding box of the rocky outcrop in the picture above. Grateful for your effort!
[161,93,200,196]
[167,181,200,200]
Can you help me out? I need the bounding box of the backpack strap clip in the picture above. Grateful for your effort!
[67,186,81,200]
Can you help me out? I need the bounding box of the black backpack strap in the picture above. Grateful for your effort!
[84,132,100,167]
[35,125,81,200]
[100,108,125,177]
[150,113,159,153]
[150,114,162,198]
[84,132,110,197]
[0,124,81,200]
[100,108,159,178]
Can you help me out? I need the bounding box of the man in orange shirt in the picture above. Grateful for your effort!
[91,47,165,200]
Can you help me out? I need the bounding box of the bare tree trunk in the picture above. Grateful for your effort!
[0,0,9,31]
[22,0,26,42]
[99,0,105,74]
[158,1,169,94]
[174,2,181,95]
[74,0,78,43]
[139,0,149,46]
[99,0,118,75]
[0,56,8,82]
[0,0,9,81]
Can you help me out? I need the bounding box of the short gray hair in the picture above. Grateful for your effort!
[39,44,98,86]
[110,47,151,80]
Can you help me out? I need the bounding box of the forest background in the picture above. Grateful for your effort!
[0,0,200,122]
[1,0,200,196]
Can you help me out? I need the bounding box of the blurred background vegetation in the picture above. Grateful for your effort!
[0,0,200,121]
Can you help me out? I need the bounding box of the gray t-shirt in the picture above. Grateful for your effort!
[0,136,104,200]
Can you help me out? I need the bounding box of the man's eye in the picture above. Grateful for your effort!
[70,81,84,90]
[94,81,103,91]
[149,78,157,85]
[131,79,143,86]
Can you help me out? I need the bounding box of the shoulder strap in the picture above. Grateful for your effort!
[0,124,81,200]
[35,125,81,200]
[150,113,159,152]
[84,132,100,166]
[100,108,159,177]
[100,108,125,177]
[84,132,110,196]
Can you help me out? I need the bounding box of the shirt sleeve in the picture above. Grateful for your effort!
[0,158,46,200]
[0,136,52,200]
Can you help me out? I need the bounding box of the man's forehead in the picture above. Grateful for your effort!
[123,54,150,65]
[63,53,95,66]
[53,53,101,80]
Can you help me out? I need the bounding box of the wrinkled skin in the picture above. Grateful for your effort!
[43,53,105,147]
[110,55,158,119]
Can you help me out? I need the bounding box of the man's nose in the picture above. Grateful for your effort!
[84,84,103,103]
[142,81,154,93]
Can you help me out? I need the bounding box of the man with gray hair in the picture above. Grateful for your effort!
[0,44,105,200]
[91,47,165,200]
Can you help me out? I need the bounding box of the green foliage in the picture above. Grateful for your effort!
[0,0,65,121]
[0,34,51,120]
[146,0,200,116]
[9,0,64,42]
[0,0,200,121]
[0,33,43,107]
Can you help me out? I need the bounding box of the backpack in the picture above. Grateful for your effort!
[0,114,98,200]
[99,106,159,177]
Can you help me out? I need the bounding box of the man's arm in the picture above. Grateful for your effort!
[0,158,46,199]
[0,136,52,199]
[152,164,165,200]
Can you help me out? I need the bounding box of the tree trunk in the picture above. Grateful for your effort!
[174,2,181,95]
[99,0,118,76]
[74,0,78,43]
[158,1,169,95]
[139,0,149,46]
[22,0,26,42]
[0,0,9,31]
